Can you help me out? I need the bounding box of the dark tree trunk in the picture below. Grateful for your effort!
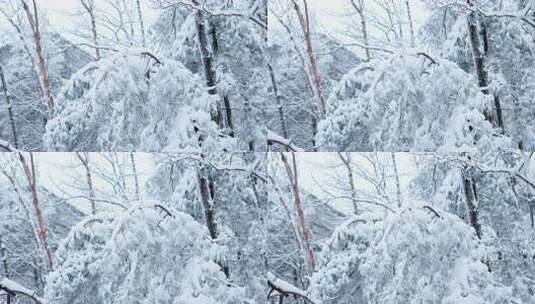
[267,63,289,142]
[0,66,18,148]
[466,5,504,131]
[196,163,230,277]
[462,165,482,239]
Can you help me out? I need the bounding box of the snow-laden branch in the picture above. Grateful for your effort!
[0,139,18,152]
[267,130,304,152]
[0,277,47,303]
[476,165,535,191]
[267,272,319,304]
[433,1,535,29]
[157,0,267,29]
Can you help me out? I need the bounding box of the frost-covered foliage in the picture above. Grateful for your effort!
[310,205,515,304]
[410,151,535,303]
[144,153,268,302]
[316,54,506,152]
[266,28,361,150]
[266,0,535,151]
[0,31,91,150]
[45,207,249,304]
[43,50,232,152]
[0,0,267,151]
[144,0,268,151]
[420,0,535,149]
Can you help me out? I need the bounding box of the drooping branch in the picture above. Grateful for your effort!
[0,140,18,152]
[0,277,47,304]
[158,0,267,30]
[267,272,319,304]
[267,130,304,152]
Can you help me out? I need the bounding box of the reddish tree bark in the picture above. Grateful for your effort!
[21,0,54,111]
[280,152,316,270]
[17,153,54,270]
[291,0,326,117]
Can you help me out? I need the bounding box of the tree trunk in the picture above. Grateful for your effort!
[0,236,10,304]
[209,21,234,137]
[196,162,229,277]
[80,0,100,60]
[350,0,371,60]
[192,1,227,130]
[267,63,289,142]
[530,202,534,228]
[405,0,415,47]
[130,152,140,201]
[0,66,19,149]
[18,153,54,270]
[391,153,402,208]
[75,152,97,214]
[338,152,358,213]
[280,152,316,271]
[465,2,504,131]
[135,0,146,46]
[21,0,54,112]
[461,162,482,239]
[292,0,326,116]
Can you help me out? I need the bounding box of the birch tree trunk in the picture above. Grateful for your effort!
[75,152,97,214]
[391,153,402,208]
[349,0,371,61]
[291,0,326,117]
[0,66,18,149]
[130,152,140,201]
[405,0,415,47]
[135,0,146,46]
[338,152,358,213]
[280,152,316,271]
[80,0,101,60]
[18,153,54,270]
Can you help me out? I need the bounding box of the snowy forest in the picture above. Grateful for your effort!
[0,151,534,303]
[0,0,267,152]
[1,0,535,303]
[268,0,535,151]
